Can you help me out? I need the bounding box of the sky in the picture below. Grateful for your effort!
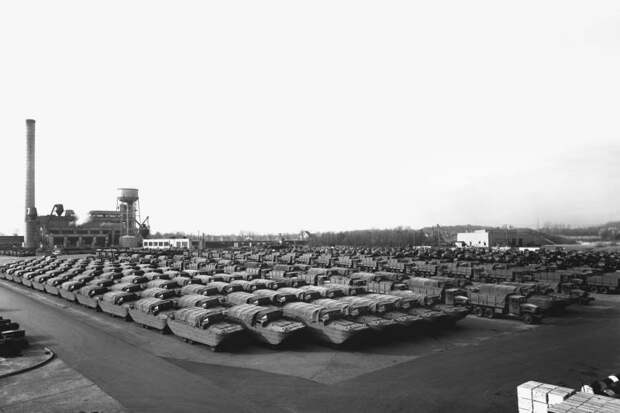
[1,1,619,235]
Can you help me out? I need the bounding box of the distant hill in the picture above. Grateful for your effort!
[420,225,575,246]
[541,221,620,241]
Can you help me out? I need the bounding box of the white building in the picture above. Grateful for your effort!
[142,238,190,249]
[456,230,489,247]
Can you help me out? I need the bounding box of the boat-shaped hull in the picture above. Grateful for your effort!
[382,311,425,328]
[408,307,447,330]
[59,289,77,302]
[245,321,305,346]
[352,315,397,332]
[167,319,245,349]
[44,285,60,296]
[433,305,469,325]
[128,310,170,331]
[75,293,100,309]
[32,281,46,291]
[99,301,132,319]
[305,321,368,346]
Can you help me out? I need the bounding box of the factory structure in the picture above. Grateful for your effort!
[22,119,149,252]
[456,228,550,248]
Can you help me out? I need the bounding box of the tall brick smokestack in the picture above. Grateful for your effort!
[24,119,38,249]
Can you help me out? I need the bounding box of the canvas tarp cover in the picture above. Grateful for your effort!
[111,282,135,291]
[231,280,252,289]
[339,296,376,311]
[102,291,135,304]
[364,293,401,305]
[172,308,222,328]
[172,277,191,286]
[60,280,82,291]
[283,302,321,323]
[147,280,177,289]
[133,297,167,313]
[140,288,168,298]
[225,292,255,305]
[181,284,212,295]
[120,275,146,284]
[477,283,519,296]
[277,288,302,296]
[47,276,68,286]
[313,298,348,313]
[250,279,277,288]
[177,294,219,308]
[226,304,263,324]
[207,281,233,292]
[253,289,278,299]
[78,285,107,296]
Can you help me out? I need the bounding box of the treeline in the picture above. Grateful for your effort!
[307,228,430,247]
[542,221,620,238]
[599,228,620,241]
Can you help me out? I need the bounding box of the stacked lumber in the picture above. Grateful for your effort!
[517,381,620,413]
[548,392,620,413]
[517,381,575,413]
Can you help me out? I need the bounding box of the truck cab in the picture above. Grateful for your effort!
[507,295,542,324]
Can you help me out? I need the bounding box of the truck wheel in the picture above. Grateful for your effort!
[484,308,495,319]
[473,307,483,317]
[522,314,533,324]
[599,287,609,294]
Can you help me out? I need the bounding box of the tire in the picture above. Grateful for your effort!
[522,313,533,324]
[599,287,609,294]
[484,308,495,319]
[473,307,484,317]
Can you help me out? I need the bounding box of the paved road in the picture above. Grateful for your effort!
[0,282,256,413]
[2,279,620,413]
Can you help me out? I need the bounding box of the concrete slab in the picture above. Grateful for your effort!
[0,347,52,378]
[0,358,125,413]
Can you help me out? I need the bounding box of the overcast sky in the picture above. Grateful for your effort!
[1,1,619,235]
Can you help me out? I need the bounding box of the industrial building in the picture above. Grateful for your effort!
[457,229,526,248]
[21,119,149,252]
[142,238,191,249]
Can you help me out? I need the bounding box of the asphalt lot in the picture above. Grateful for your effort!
[2,267,620,412]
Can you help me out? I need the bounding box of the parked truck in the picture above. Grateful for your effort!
[466,284,543,324]
[584,273,620,294]
[500,282,571,313]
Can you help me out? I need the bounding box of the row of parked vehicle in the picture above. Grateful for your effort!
[0,255,471,351]
[106,246,607,324]
[173,247,609,323]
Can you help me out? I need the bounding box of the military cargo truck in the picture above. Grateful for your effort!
[584,273,620,294]
[466,284,543,324]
